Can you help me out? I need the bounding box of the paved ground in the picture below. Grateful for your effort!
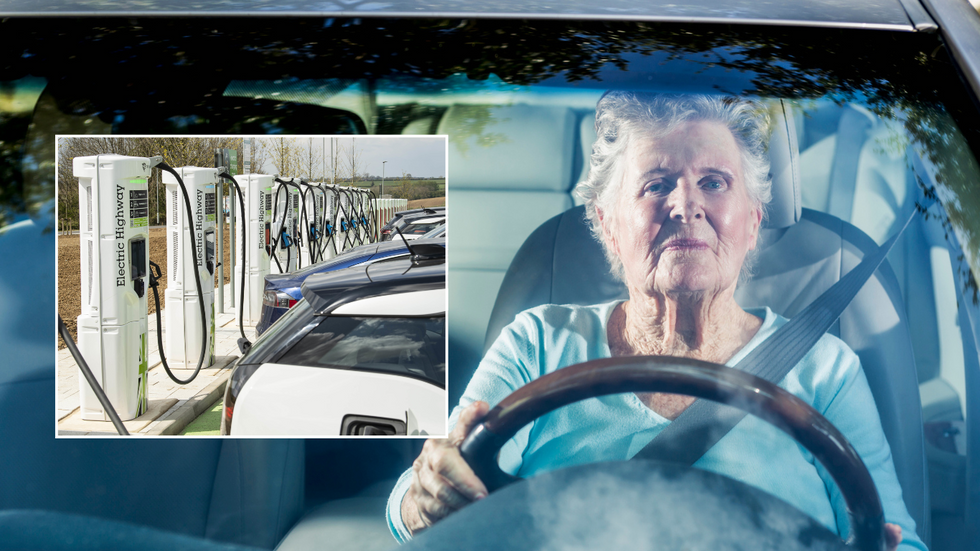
[57,281,253,436]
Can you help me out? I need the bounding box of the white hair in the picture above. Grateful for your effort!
[574,92,773,282]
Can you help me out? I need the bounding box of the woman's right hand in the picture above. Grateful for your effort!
[401,400,491,535]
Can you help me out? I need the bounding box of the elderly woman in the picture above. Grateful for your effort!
[387,92,925,551]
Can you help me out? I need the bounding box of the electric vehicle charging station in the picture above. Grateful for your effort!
[298,181,337,265]
[322,185,344,259]
[357,189,376,244]
[271,179,301,274]
[334,186,354,252]
[319,184,338,261]
[305,182,322,264]
[73,154,151,421]
[298,180,316,266]
[163,167,218,369]
[235,173,273,326]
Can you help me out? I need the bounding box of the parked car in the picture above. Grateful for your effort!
[257,237,446,335]
[380,208,446,241]
[4,1,980,551]
[223,246,446,436]
[400,215,445,240]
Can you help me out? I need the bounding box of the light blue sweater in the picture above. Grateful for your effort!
[388,302,925,550]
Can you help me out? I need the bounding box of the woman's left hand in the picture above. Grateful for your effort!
[885,522,902,551]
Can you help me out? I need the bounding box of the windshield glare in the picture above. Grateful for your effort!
[11,15,976,439]
[4,15,979,550]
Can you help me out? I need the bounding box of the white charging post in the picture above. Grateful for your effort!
[328,186,341,259]
[319,185,338,262]
[298,181,319,265]
[162,167,217,369]
[272,180,301,274]
[235,174,273,326]
[74,154,151,421]
[313,183,332,262]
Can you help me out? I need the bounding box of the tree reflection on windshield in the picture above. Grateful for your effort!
[1,17,979,301]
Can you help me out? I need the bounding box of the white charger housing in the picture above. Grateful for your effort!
[74,154,152,421]
[234,173,273,327]
[162,166,217,370]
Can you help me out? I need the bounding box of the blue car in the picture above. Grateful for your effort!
[256,236,447,335]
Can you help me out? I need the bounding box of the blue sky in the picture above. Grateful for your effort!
[255,135,446,180]
[345,136,446,179]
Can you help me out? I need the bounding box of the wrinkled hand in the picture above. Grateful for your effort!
[402,401,490,535]
[885,523,902,551]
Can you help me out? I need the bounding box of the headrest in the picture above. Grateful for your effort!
[436,104,576,191]
[766,100,803,229]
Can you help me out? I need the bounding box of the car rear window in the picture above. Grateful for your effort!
[405,222,444,235]
[276,315,446,387]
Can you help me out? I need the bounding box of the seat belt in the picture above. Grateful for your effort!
[632,207,920,464]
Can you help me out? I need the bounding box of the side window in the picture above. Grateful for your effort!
[278,315,446,387]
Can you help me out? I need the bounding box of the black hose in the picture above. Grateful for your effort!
[153,163,209,385]
[354,189,367,246]
[301,184,318,265]
[58,315,130,435]
[321,185,342,259]
[312,185,328,263]
[219,172,248,344]
[273,178,307,272]
[341,187,358,250]
[312,186,325,264]
[268,183,287,273]
[287,180,306,269]
[351,189,364,247]
[366,189,379,243]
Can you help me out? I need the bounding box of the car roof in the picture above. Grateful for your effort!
[0,0,924,30]
[387,207,444,221]
[267,238,418,287]
[301,241,445,315]
[395,210,446,223]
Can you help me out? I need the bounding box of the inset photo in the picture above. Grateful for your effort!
[56,135,448,437]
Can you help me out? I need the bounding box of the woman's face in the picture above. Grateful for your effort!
[599,119,763,300]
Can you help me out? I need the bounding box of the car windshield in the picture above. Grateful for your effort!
[4,13,979,551]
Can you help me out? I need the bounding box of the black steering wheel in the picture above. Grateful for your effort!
[406,356,887,551]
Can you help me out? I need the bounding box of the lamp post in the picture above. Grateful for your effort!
[382,160,387,197]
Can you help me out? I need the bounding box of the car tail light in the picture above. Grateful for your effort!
[263,290,298,309]
[221,359,262,436]
[220,373,235,435]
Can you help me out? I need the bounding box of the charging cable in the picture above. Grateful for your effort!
[218,171,250,350]
[148,159,209,385]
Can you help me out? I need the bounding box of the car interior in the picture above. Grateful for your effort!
[430,92,975,550]
[364,80,973,548]
[2,15,978,551]
[466,98,933,544]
